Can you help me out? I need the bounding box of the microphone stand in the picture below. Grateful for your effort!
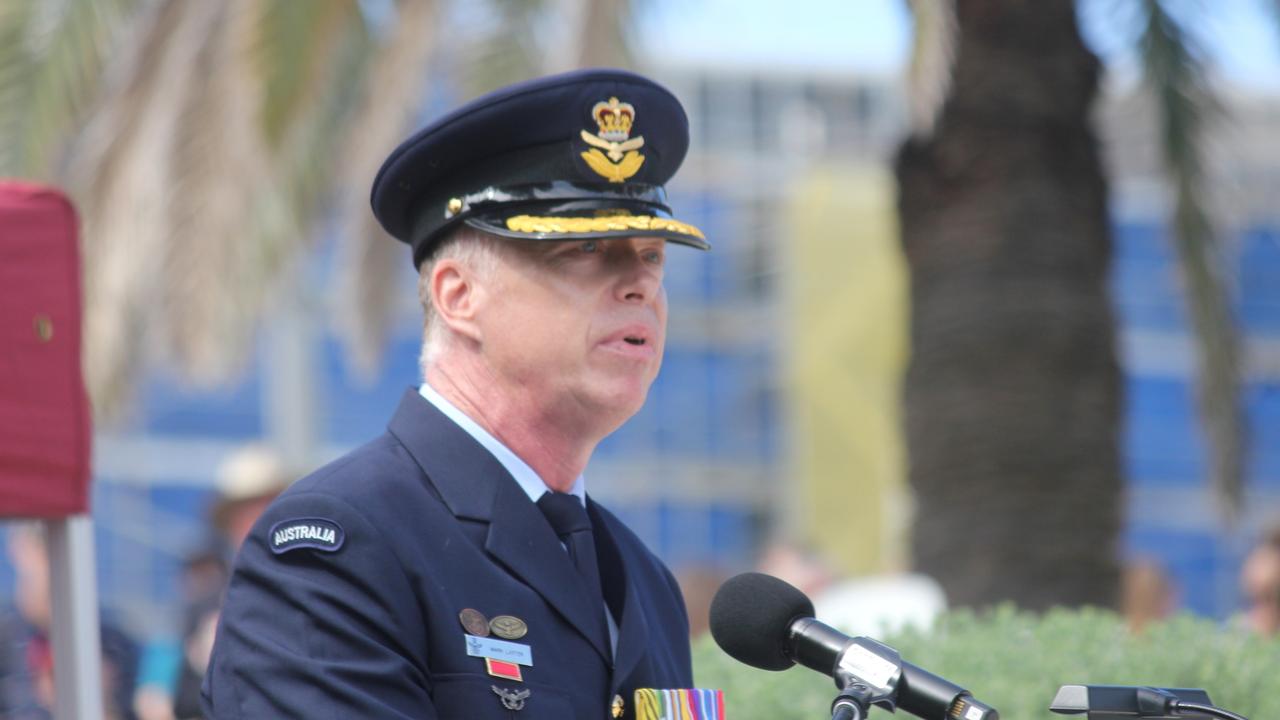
[830,682,877,720]
[829,669,896,720]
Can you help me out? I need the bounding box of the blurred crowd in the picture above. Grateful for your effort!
[6,451,1280,718]
[1239,525,1280,635]
[1,446,292,720]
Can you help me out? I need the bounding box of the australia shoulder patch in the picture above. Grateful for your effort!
[268,517,345,555]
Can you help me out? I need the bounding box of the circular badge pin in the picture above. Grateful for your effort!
[489,615,528,640]
[459,608,490,637]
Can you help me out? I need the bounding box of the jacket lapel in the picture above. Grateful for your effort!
[486,479,612,664]
[590,499,649,691]
[387,388,612,665]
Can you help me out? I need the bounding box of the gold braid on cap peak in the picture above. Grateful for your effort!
[505,214,705,239]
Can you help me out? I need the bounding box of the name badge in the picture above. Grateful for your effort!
[465,634,533,666]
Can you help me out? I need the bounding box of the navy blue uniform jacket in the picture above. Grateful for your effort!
[202,389,693,719]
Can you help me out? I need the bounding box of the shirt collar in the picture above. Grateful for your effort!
[418,382,585,505]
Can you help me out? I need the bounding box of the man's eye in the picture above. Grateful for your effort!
[643,250,664,265]
[580,240,599,254]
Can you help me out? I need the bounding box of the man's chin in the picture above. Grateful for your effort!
[588,382,652,428]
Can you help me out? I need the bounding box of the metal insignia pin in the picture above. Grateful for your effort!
[492,685,530,711]
[489,615,528,640]
[459,608,490,637]
[612,693,625,718]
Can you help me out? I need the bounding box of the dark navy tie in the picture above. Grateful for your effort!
[536,492,608,640]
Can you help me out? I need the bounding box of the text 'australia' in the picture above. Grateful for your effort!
[267,518,345,554]
[274,524,337,546]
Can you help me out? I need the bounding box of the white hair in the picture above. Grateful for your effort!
[417,225,504,375]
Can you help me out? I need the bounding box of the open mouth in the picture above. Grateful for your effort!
[624,336,646,346]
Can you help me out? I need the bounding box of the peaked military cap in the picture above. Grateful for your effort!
[371,68,709,268]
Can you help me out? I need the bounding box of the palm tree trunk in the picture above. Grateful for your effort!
[896,0,1122,610]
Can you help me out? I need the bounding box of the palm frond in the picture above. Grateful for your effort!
[67,0,210,417]
[0,0,140,178]
[330,0,441,379]
[8,0,143,176]
[6,0,411,416]
[254,0,365,147]
[264,4,372,234]
[1138,0,1244,521]
[153,0,376,386]
[158,0,277,383]
[0,0,38,174]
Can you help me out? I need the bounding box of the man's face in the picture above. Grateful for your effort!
[476,235,668,434]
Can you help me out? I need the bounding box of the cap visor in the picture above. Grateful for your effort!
[466,210,710,251]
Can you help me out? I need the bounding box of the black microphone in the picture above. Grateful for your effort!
[1049,685,1224,720]
[709,572,999,720]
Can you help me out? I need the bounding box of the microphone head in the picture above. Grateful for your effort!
[708,572,816,671]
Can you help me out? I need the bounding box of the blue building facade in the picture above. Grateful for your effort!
[1117,220,1280,617]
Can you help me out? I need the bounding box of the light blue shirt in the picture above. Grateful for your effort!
[417,382,616,654]
[418,382,585,504]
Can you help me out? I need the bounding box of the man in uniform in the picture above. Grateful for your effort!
[202,68,710,719]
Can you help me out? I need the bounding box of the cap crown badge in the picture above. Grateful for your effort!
[580,96,646,183]
[594,97,635,141]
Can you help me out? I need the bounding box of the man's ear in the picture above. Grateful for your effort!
[431,258,485,343]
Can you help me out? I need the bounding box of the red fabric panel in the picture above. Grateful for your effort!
[0,180,91,517]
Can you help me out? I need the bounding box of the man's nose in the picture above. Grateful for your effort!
[612,250,661,302]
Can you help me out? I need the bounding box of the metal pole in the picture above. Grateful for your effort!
[265,261,319,472]
[47,515,104,720]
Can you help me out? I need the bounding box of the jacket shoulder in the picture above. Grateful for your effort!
[247,432,449,559]
[288,433,423,498]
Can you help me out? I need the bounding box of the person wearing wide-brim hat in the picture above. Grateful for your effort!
[203,68,709,719]
[209,444,294,550]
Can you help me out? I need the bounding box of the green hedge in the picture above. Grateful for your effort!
[692,606,1280,719]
